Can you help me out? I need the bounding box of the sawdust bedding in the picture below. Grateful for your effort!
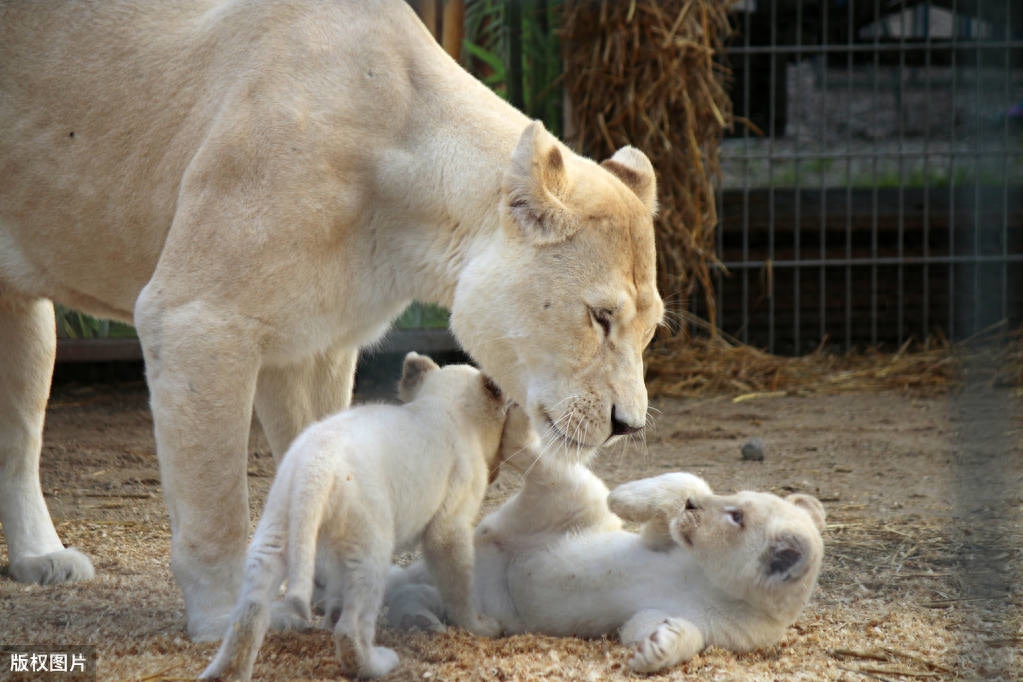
[2,380,1020,681]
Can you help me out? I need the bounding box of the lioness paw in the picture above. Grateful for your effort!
[465,613,502,638]
[10,547,95,585]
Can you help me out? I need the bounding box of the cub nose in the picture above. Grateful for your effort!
[610,406,644,436]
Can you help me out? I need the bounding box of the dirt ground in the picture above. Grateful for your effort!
[2,368,1021,681]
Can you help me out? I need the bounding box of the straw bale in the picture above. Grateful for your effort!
[562,0,734,327]
[645,328,1023,399]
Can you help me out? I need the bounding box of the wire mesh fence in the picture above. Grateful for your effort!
[707,0,1023,354]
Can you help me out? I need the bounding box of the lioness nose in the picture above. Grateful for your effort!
[610,406,644,436]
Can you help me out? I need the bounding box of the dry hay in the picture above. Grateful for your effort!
[562,0,733,326]
[645,326,1023,398]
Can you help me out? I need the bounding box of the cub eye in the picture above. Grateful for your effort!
[589,307,612,336]
[726,508,745,528]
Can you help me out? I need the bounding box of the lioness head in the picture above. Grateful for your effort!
[671,490,826,611]
[451,122,663,453]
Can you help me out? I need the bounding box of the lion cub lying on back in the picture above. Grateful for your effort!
[203,353,528,680]
[386,448,826,674]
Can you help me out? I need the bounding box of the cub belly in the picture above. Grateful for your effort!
[504,532,678,638]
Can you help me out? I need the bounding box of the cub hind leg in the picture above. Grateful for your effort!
[0,294,95,584]
[332,548,398,679]
[422,514,500,637]
[201,522,289,681]
[621,609,705,673]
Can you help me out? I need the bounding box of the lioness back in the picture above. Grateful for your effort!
[0,0,454,318]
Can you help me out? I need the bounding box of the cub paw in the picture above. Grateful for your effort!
[397,610,447,633]
[628,622,676,674]
[270,600,312,632]
[9,547,95,585]
[360,646,400,679]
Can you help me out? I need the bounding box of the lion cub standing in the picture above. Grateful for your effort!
[202,352,524,680]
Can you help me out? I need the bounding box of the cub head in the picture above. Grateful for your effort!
[398,352,511,475]
[451,121,663,456]
[670,489,826,613]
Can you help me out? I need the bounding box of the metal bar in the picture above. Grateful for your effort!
[871,0,880,346]
[923,0,933,338]
[846,0,855,352]
[722,253,1023,269]
[1002,1,1012,322]
[768,0,778,353]
[972,0,983,334]
[794,0,804,352]
[819,0,829,344]
[721,148,1022,162]
[897,2,907,344]
[56,339,144,364]
[722,40,1023,56]
[741,0,752,345]
[948,0,959,339]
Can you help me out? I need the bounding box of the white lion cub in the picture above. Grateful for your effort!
[387,457,826,674]
[202,352,528,680]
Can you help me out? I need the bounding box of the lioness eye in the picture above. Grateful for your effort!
[589,307,612,336]
[726,509,744,528]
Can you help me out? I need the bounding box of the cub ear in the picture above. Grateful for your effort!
[480,374,504,403]
[785,493,827,531]
[608,472,712,522]
[763,534,807,579]
[503,121,581,245]
[399,352,439,402]
[600,146,657,214]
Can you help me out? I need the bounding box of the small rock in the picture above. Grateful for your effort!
[741,438,765,461]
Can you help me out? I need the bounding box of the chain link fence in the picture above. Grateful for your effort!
[708,0,1023,353]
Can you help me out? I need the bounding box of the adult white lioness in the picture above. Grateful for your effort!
[0,0,662,640]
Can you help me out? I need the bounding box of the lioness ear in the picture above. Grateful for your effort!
[399,352,439,402]
[503,121,581,245]
[601,146,657,214]
[786,493,827,531]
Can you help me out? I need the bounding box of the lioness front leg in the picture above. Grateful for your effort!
[422,515,500,637]
[136,287,264,641]
[621,609,705,674]
[0,294,94,584]
[254,345,358,462]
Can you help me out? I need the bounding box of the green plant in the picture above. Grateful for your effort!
[394,303,450,330]
[54,304,136,339]
[463,0,563,135]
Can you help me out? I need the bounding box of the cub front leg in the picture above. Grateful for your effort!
[620,609,705,674]
[608,473,713,551]
[135,286,264,642]
[422,515,500,637]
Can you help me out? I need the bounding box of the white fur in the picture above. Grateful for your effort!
[201,354,529,680]
[386,463,826,674]
[0,0,662,639]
